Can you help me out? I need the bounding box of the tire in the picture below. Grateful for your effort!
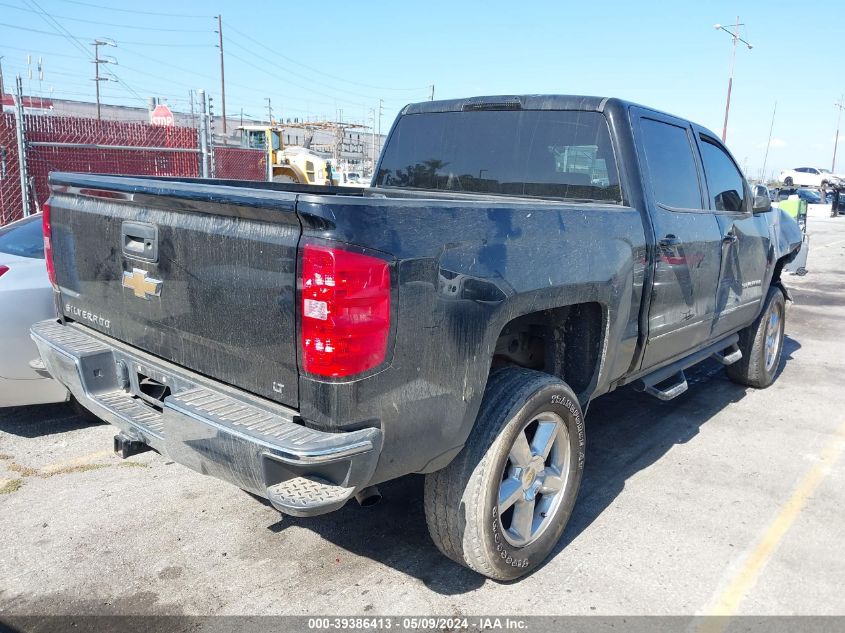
[424,368,585,580]
[784,177,793,186]
[726,286,786,388]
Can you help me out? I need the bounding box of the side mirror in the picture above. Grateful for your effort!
[752,194,771,214]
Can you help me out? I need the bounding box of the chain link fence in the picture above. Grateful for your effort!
[26,115,200,213]
[0,93,266,225]
[215,147,266,181]
[0,113,25,226]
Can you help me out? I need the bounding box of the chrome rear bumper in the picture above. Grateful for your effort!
[30,319,382,516]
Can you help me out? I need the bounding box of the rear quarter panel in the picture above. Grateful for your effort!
[295,194,647,482]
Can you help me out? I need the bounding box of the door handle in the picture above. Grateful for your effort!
[659,235,681,247]
[723,231,738,244]
[121,221,159,262]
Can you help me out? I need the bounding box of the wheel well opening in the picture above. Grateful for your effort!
[492,303,603,398]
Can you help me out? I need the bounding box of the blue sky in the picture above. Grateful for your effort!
[0,0,842,179]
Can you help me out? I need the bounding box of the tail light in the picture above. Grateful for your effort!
[0,265,8,278]
[42,201,57,289]
[300,243,391,377]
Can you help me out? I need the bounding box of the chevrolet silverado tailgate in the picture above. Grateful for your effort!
[47,174,301,408]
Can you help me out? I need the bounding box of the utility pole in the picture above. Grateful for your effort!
[430,84,435,101]
[216,15,227,135]
[265,97,273,124]
[14,76,30,217]
[91,39,117,121]
[833,96,844,172]
[714,18,752,143]
[198,89,210,178]
[761,101,777,183]
[369,107,376,173]
[377,98,384,158]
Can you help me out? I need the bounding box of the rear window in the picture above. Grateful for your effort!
[375,110,621,202]
[0,214,44,259]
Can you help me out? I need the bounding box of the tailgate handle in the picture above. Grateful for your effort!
[122,221,158,263]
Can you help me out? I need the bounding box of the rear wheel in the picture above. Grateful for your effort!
[727,286,786,388]
[784,177,793,186]
[424,368,585,580]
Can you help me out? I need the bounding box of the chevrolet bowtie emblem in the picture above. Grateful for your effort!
[122,268,162,299]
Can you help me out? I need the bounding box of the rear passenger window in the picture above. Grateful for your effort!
[699,138,747,213]
[639,118,702,209]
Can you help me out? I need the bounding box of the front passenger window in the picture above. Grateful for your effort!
[699,138,747,213]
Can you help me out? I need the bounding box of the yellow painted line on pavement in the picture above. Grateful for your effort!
[701,419,845,629]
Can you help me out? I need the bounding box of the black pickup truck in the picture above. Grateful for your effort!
[32,95,803,580]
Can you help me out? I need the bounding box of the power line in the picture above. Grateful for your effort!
[224,38,379,103]
[225,23,425,93]
[223,35,424,107]
[115,41,212,48]
[224,49,372,111]
[0,2,211,32]
[57,0,210,18]
[1,16,412,121]
[0,43,89,61]
[0,21,213,47]
[0,21,80,38]
[114,45,363,116]
[21,0,146,105]
[20,0,92,58]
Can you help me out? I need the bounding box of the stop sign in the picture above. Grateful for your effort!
[149,103,174,126]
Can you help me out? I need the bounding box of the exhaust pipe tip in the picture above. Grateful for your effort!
[355,485,382,507]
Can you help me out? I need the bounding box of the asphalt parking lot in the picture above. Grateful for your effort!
[1,209,844,618]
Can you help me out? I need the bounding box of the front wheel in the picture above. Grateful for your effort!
[784,177,793,186]
[727,286,786,388]
[424,368,585,580]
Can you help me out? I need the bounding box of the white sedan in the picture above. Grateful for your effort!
[779,167,842,188]
[0,213,69,407]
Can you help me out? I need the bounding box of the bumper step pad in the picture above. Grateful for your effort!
[267,477,354,512]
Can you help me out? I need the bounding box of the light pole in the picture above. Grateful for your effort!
[714,18,752,143]
[833,96,844,172]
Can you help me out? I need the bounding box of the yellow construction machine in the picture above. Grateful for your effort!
[237,125,335,185]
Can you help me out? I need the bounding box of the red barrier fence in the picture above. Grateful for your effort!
[0,114,267,225]
[25,116,200,214]
[215,147,265,181]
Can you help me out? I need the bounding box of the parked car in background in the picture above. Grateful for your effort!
[774,187,822,204]
[795,188,823,204]
[779,167,842,188]
[752,183,770,200]
[0,214,69,407]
